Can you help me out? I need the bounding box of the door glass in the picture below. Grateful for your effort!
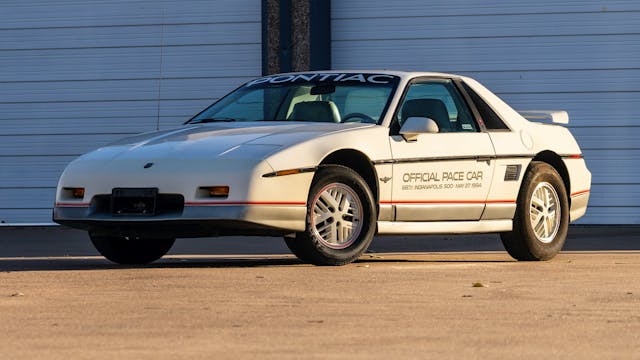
[398,80,478,132]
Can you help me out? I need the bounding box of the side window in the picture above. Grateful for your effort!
[398,79,478,132]
[462,82,509,130]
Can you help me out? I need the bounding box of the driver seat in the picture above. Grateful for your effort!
[401,98,451,132]
[289,101,341,123]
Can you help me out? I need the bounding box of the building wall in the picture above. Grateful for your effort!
[0,0,261,223]
[2,0,637,224]
[332,0,640,224]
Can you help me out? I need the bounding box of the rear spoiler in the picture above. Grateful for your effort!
[518,110,569,124]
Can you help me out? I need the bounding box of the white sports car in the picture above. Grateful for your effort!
[54,71,591,265]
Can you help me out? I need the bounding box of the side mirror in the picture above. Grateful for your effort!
[399,117,439,141]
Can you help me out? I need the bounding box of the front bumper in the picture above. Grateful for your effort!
[54,203,307,238]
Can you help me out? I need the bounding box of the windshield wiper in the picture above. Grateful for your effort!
[192,117,237,123]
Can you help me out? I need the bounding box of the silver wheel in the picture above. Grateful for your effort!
[501,161,568,261]
[529,181,560,244]
[310,183,363,249]
[288,165,376,266]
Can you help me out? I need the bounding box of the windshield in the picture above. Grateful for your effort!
[188,73,400,125]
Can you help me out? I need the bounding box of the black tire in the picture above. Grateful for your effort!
[285,165,377,266]
[284,236,316,264]
[90,235,175,265]
[501,161,569,261]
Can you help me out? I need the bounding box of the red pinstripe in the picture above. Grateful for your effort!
[185,201,306,206]
[571,189,590,197]
[379,199,515,205]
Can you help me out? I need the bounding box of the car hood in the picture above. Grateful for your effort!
[77,122,374,162]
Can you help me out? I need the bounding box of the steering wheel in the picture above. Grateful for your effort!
[341,112,376,123]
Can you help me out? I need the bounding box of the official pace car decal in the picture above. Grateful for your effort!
[401,170,485,191]
[246,73,398,87]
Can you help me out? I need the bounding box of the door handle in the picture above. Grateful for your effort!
[476,156,492,165]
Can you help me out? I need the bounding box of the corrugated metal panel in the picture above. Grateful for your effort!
[497,92,638,128]
[0,210,53,224]
[333,12,639,40]
[0,23,259,50]
[333,35,640,71]
[584,207,640,225]
[332,0,640,224]
[0,134,125,157]
[0,46,259,81]
[2,0,259,28]
[583,150,640,184]
[332,1,640,18]
[0,0,261,224]
[459,69,640,94]
[0,77,253,135]
[0,157,75,188]
[0,188,56,210]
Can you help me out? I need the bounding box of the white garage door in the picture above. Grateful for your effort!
[0,0,261,224]
[332,0,640,224]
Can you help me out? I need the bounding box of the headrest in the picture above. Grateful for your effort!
[289,101,341,123]
[401,98,451,132]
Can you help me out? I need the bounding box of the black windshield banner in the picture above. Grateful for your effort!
[246,73,397,87]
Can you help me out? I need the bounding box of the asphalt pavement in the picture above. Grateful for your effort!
[1,226,639,359]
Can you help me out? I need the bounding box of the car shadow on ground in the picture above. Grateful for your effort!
[0,225,638,272]
[0,257,296,272]
[0,254,520,272]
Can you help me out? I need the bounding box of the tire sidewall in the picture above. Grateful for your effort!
[90,235,175,264]
[516,163,569,260]
[303,166,376,264]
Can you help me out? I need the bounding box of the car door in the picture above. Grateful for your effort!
[388,78,495,221]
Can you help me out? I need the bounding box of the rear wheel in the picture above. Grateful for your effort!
[285,165,376,266]
[501,161,569,261]
[90,235,175,265]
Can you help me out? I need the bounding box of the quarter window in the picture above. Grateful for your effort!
[461,82,509,130]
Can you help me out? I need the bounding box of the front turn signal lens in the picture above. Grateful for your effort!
[275,169,301,176]
[201,186,229,198]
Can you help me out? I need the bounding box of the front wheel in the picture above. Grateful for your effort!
[501,161,569,261]
[285,165,377,266]
[90,235,175,265]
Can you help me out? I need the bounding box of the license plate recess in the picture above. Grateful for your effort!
[111,188,158,216]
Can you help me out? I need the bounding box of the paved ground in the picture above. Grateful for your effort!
[1,226,639,359]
